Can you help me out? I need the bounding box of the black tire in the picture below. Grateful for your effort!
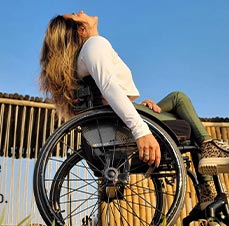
[33,107,187,226]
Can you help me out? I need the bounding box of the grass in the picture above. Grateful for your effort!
[0,206,171,226]
[0,207,57,226]
[0,207,5,225]
[160,216,166,226]
[16,215,31,226]
[0,207,31,226]
[0,210,165,226]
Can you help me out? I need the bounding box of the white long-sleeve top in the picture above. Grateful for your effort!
[77,35,151,140]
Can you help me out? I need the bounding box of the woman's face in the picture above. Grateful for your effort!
[63,11,98,38]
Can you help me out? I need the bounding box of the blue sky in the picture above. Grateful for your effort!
[0,0,228,117]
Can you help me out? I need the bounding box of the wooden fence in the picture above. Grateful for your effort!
[0,94,228,225]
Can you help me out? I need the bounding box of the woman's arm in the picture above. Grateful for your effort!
[80,36,160,166]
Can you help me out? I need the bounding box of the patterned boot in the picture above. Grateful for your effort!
[198,140,229,175]
[199,180,217,211]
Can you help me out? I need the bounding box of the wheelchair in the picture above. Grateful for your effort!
[33,78,229,226]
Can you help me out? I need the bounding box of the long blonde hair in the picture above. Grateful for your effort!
[39,15,85,119]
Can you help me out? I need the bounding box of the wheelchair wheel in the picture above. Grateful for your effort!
[33,107,187,226]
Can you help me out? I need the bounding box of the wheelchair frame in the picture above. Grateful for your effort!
[33,87,229,226]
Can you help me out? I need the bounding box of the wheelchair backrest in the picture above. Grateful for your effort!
[73,76,103,111]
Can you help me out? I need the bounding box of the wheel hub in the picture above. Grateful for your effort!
[104,167,118,182]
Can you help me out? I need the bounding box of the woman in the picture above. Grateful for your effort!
[39,11,229,210]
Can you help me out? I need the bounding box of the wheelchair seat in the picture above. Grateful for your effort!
[74,75,192,143]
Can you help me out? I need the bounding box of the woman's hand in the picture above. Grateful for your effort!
[136,134,161,167]
[141,99,161,113]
